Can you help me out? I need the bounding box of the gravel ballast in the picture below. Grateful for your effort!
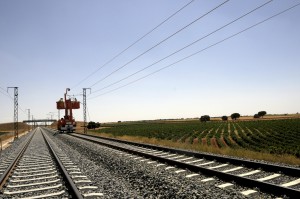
[46,131,279,198]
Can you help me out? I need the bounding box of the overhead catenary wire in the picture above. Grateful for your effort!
[0,86,13,100]
[0,86,7,92]
[71,0,195,90]
[88,0,230,88]
[88,2,300,100]
[89,0,274,95]
[2,86,28,116]
[0,89,12,99]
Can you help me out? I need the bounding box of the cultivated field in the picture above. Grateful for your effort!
[91,115,300,165]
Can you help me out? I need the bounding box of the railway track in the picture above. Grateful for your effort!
[0,127,103,198]
[63,132,300,198]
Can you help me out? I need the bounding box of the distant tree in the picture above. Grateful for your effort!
[258,111,267,118]
[221,116,228,121]
[96,122,101,128]
[87,121,96,130]
[200,115,210,122]
[254,114,260,119]
[231,113,240,120]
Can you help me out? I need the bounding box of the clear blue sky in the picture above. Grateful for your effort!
[1,0,299,123]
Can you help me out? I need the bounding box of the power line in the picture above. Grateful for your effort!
[3,86,28,116]
[0,86,6,92]
[0,89,11,99]
[90,0,274,95]
[0,86,13,100]
[88,0,230,88]
[71,0,195,90]
[88,2,300,100]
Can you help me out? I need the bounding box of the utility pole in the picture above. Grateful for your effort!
[48,112,55,127]
[7,87,18,139]
[47,112,54,120]
[32,115,35,129]
[26,109,30,121]
[26,109,30,131]
[83,88,91,134]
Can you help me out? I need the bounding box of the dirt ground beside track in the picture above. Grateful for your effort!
[0,122,31,150]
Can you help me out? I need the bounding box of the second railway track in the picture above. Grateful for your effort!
[60,130,300,198]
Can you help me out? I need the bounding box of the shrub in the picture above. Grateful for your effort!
[221,116,228,121]
[200,115,210,122]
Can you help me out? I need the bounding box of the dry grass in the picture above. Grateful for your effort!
[232,114,300,121]
[86,131,300,166]
[0,122,30,142]
[0,122,30,132]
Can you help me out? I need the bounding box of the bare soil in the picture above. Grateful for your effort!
[210,138,219,148]
[192,137,198,144]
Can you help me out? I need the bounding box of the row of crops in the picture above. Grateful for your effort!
[99,119,300,157]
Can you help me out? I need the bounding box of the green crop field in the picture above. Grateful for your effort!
[98,119,300,157]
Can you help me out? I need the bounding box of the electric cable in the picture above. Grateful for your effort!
[71,0,195,90]
[90,0,274,95]
[2,86,28,117]
[0,90,12,99]
[0,86,13,100]
[88,0,230,88]
[88,2,300,100]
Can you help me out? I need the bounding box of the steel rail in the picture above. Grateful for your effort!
[41,129,84,199]
[70,133,300,198]
[0,129,36,190]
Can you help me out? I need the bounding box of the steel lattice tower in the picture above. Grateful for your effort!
[83,88,91,134]
[8,87,18,139]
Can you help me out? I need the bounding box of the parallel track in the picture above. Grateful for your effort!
[68,132,300,198]
[0,128,103,198]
